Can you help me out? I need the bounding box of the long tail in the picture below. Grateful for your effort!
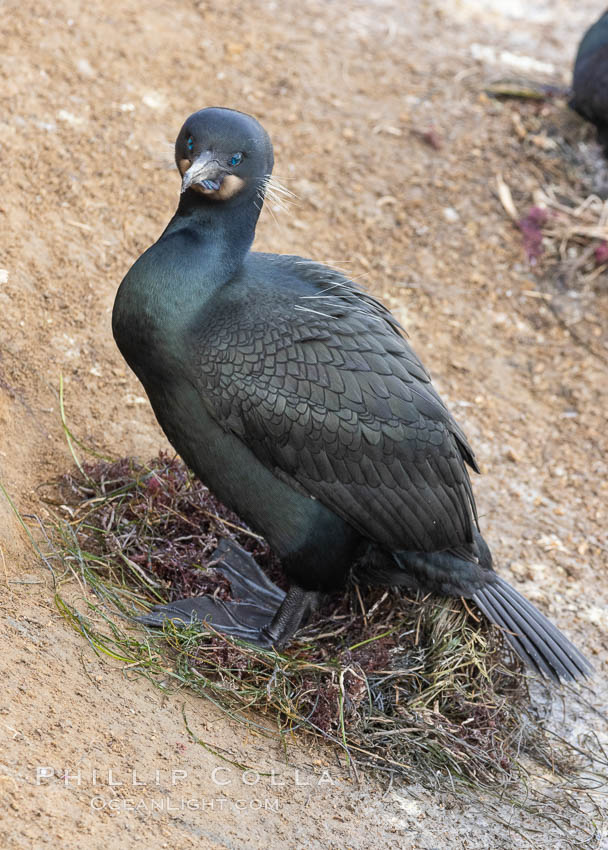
[473,576,591,682]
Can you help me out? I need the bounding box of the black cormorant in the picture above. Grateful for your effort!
[112,107,590,681]
[571,9,608,154]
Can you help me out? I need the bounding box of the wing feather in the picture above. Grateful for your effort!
[191,254,479,552]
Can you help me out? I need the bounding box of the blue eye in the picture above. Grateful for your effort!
[230,152,243,167]
[186,136,194,153]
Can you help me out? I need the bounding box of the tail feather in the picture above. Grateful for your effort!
[484,584,576,680]
[473,586,558,679]
[488,584,583,678]
[473,576,591,682]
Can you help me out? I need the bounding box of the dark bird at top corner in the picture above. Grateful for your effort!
[112,106,591,683]
[570,9,608,155]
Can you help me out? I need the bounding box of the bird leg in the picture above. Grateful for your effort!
[136,538,318,648]
[260,584,321,646]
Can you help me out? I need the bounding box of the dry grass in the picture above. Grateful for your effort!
[490,86,608,285]
[495,121,608,364]
[33,452,607,845]
[498,176,608,267]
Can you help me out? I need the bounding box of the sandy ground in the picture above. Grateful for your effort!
[1,0,607,847]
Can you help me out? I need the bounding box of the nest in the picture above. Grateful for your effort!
[35,452,605,831]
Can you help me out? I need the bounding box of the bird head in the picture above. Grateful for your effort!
[175,107,274,203]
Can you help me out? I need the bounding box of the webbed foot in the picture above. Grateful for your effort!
[136,538,319,648]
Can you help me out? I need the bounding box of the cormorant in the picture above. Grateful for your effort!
[571,9,608,154]
[112,107,590,681]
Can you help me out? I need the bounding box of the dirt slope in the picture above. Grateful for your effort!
[1,0,607,847]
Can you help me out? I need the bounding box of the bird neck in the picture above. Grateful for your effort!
[161,186,263,287]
